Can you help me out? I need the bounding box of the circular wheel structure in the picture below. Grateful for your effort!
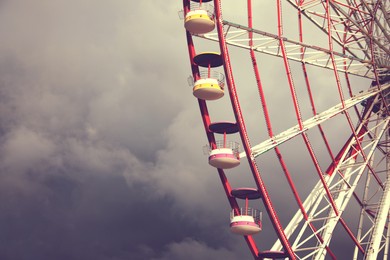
[182,0,390,259]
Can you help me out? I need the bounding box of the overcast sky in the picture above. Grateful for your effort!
[0,1,252,259]
[0,1,377,260]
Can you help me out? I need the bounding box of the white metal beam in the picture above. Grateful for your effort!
[240,83,390,159]
[198,21,381,78]
[270,115,389,259]
[365,133,390,259]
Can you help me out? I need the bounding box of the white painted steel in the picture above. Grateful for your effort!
[364,134,390,259]
[240,83,390,159]
[270,116,389,259]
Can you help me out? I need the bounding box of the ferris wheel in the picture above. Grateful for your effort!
[181,0,390,259]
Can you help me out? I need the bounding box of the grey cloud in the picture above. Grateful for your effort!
[0,1,245,259]
[152,238,249,260]
[0,0,376,259]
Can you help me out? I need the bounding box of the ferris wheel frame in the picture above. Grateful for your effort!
[182,0,390,259]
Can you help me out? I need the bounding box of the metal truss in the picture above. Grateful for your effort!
[270,112,389,259]
[197,0,390,79]
[240,82,390,159]
[186,0,390,259]
[285,0,390,74]
[199,20,378,78]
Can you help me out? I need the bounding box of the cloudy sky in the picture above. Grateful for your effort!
[0,1,252,259]
[0,0,378,260]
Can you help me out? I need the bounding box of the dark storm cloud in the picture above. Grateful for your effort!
[152,238,245,260]
[0,1,249,260]
[0,0,188,162]
[0,0,372,259]
[0,172,210,260]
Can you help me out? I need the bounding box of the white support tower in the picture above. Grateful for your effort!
[270,113,389,259]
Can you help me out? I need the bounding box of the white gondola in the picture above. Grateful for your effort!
[205,122,240,169]
[206,141,240,169]
[230,209,262,235]
[230,188,262,236]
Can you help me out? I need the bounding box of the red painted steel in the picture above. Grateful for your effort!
[183,0,240,223]
[182,0,389,259]
[297,1,336,163]
[246,1,318,258]
[339,217,365,254]
[294,7,367,255]
[183,0,260,258]
[276,2,337,258]
[214,0,295,258]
